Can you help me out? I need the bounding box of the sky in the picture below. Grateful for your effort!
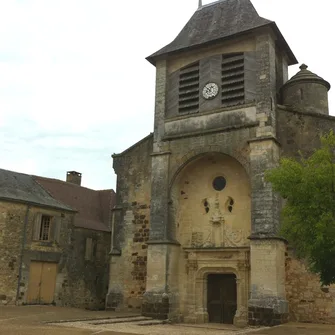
[0,0,333,190]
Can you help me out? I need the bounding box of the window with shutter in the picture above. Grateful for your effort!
[85,238,93,261]
[33,213,42,241]
[53,216,61,243]
[39,215,52,241]
[221,53,245,107]
[178,62,200,113]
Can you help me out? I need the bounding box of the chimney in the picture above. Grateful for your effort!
[66,171,82,186]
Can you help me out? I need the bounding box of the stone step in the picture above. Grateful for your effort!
[90,316,153,325]
[136,319,168,326]
[47,314,141,324]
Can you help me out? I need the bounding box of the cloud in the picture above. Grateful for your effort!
[0,0,334,190]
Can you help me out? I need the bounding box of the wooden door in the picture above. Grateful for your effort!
[27,262,57,304]
[207,274,237,324]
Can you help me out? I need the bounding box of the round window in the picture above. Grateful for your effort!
[212,176,226,191]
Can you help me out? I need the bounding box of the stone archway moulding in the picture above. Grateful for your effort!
[169,145,250,191]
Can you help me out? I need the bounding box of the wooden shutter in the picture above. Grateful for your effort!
[85,238,93,260]
[53,216,62,243]
[33,213,42,241]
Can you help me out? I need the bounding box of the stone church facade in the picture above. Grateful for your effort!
[107,0,335,327]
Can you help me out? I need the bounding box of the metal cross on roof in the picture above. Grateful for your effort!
[198,0,202,8]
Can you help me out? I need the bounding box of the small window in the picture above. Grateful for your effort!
[39,215,52,241]
[85,238,94,261]
[213,176,226,191]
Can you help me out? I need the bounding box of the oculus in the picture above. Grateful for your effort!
[213,176,226,191]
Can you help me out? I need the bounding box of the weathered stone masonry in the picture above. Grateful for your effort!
[106,135,152,312]
[108,0,335,327]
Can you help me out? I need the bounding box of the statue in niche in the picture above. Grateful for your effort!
[210,194,225,225]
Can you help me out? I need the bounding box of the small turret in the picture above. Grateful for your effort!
[281,64,331,115]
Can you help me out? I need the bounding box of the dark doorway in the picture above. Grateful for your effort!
[207,274,237,324]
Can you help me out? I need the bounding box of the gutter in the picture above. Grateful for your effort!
[16,204,30,304]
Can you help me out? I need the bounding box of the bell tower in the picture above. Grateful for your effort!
[143,0,298,326]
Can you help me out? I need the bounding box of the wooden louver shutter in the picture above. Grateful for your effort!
[33,213,42,241]
[178,62,200,113]
[221,53,245,107]
[53,216,62,243]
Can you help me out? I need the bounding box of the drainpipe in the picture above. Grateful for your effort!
[16,204,31,304]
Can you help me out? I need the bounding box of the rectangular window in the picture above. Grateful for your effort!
[39,215,52,241]
[85,238,93,261]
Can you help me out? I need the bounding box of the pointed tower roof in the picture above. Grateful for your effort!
[147,0,297,66]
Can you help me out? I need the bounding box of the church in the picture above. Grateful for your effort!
[106,0,335,327]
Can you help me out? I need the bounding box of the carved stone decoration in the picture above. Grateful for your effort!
[210,194,225,225]
[186,260,198,275]
[224,225,245,247]
[203,231,214,248]
[189,194,247,248]
[209,195,225,247]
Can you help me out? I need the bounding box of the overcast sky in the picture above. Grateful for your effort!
[0,0,333,190]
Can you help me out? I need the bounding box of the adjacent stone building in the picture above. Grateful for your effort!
[107,0,335,327]
[0,169,114,309]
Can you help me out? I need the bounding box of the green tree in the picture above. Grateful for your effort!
[265,131,335,286]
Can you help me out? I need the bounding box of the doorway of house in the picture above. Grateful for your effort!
[26,261,57,304]
[207,273,237,324]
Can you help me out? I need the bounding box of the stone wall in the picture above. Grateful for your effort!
[61,227,110,310]
[277,106,335,159]
[107,135,152,311]
[0,201,26,305]
[0,200,110,309]
[278,106,335,324]
[286,251,335,323]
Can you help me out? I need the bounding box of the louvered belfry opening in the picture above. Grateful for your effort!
[179,62,200,113]
[221,53,245,107]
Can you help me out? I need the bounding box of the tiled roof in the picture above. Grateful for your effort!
[34,176,115,232]
[0,168,73,211]
[147,0,297,65]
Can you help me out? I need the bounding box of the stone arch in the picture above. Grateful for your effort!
[169,145,250,190]
[168,150,251,247]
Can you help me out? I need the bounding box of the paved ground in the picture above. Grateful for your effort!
[0,306,137,335]
[0,306,334,335]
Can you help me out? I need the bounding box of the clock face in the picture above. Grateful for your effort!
[202,82,219,100]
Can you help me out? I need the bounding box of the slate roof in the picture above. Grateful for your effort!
[34,176,115,232]
[147,0,297,65]
[282,64,331,91]
[0,168,73,211]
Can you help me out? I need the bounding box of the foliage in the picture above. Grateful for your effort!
[265,130,335,285]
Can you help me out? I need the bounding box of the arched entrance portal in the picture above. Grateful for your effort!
[169,152,251,326]
[207,273,237,324]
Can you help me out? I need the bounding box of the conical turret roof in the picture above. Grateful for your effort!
[283,64,330,90]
